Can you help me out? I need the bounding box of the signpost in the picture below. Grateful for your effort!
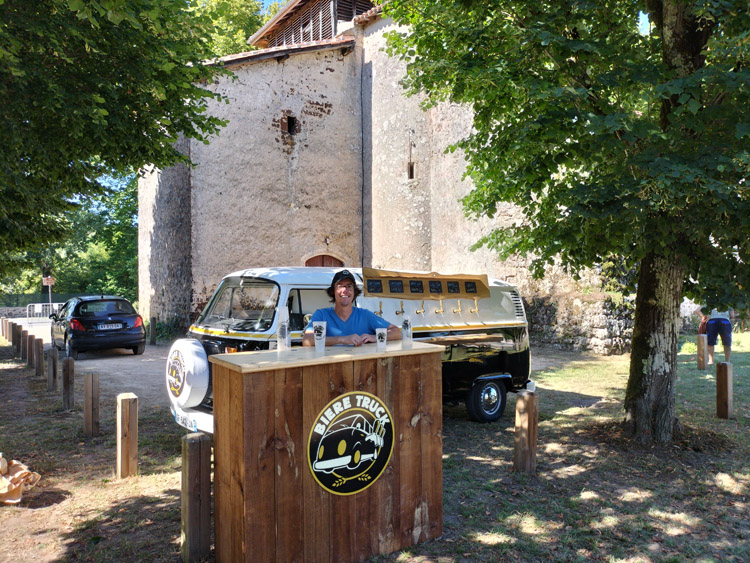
[43,276,55,305]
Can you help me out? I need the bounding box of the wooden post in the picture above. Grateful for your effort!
[181,432,212,562]
[84,373,100,438]
[1,318,6,339]
[47,349,58,391]
[62,357,75,410]
[513,390,538,474]
[716,363,734,419]
[20,329,28,361]
[697,334,707,370]
[35,339,44,377]
[150,316,157,345]
[116,393,139,478]
[27,335,36,368]
[11,323,18,355]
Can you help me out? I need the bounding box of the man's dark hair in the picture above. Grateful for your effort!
[327,269,362,302]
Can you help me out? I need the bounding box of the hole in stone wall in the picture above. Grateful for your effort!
[407,162,415,180]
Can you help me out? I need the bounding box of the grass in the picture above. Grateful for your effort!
[1,333,748,561]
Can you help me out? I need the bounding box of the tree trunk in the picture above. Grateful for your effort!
[624,251,685,444]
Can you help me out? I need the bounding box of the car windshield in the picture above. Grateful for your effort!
[75,299,135,317]
[198,278,279,332]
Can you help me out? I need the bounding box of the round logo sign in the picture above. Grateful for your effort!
[307,392,394,495]
[167,348,186,399]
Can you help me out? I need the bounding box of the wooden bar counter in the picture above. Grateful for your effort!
[209,341,445,563]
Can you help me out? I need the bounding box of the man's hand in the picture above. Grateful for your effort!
[339,333,375,346]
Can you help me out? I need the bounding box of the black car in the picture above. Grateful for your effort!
[50,295,146,360]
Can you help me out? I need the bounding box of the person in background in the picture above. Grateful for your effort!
[705,308,733,364]
[302,269,401,347]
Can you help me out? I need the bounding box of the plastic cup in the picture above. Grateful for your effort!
[401,315,412,348]
[313,321,326,354]
[376,328,387,352]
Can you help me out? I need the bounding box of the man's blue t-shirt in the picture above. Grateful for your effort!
[306,307,390,339]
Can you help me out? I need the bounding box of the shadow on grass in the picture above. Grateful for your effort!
[57,490,184,562]
[381,345,749,562]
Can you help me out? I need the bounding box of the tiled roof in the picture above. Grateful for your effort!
[214,37,356,68]
[353,3,385,25]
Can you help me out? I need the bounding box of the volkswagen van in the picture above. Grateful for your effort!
[166,267,530,433]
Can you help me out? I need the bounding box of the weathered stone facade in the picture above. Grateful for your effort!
[138,10,636,351]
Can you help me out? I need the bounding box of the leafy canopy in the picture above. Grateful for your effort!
[0,0,230,277]
[386,0,750,310]
[194,0,265,57]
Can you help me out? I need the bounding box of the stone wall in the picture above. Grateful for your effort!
[137,137,193,329]
[0,308,26,319]
[526,293,635,354]
[188,45,364,310]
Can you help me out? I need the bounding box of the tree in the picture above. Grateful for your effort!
[0,0,229,278]
[386,0,750,443]
[195,0,265,57]
[1,173,139,302]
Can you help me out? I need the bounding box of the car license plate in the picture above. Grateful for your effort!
[174,411,198,432]
[98,323,121,330]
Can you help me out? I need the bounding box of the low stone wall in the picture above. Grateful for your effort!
[0,308,28,319]
[526,293,635,355]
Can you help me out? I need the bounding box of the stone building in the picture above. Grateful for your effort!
[138,1,633,352]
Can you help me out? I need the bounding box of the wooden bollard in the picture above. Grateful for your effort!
[697,334,707,370]
[84,373,100,437]
[34,339,44,377]
[513,390,538,474]
[10,323,18,354]
[27,335,36,368]
[716,363,734,419]
[20,330,28,361]
[150,316,157,345]
[47,349,58,391]
[116,393,139,478]
[1,318,6,339]
[11,323,18,354]
[181,432,211,562]
[62,358,75,410]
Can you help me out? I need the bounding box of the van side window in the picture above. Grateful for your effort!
[288,289,329,330]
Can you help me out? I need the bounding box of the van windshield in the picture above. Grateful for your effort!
[198,278,280,332]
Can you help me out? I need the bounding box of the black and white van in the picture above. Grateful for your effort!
[166,267,531,433]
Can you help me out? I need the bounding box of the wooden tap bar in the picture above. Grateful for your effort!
[210,341,444,562]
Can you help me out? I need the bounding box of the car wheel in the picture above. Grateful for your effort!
[65,338,78,360]
[133,343,146,355]
[466,379,506,423]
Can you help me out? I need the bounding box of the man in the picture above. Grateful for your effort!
[302,269,401,347]
[705,308,733,364]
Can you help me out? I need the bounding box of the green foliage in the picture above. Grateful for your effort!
[386,0,750,312]
[194,0,265,57]
[0,0,230,278]
[1,174,139,301]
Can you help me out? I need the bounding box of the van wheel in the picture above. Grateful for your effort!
[466,380,506,422]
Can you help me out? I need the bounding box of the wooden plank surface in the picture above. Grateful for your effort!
[302,363,332,563]
[209,341,444,373]
[274,367,304,562]
[243,369,276,562]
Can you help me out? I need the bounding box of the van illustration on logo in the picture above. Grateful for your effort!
[307,392,394,495]
[167,349,186,398]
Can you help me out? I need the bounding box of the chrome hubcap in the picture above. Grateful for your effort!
[481,385,500,414]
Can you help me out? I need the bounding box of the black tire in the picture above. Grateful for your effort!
[466,379,507,423]
[65,337,78,360]
[133,343,146,355]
